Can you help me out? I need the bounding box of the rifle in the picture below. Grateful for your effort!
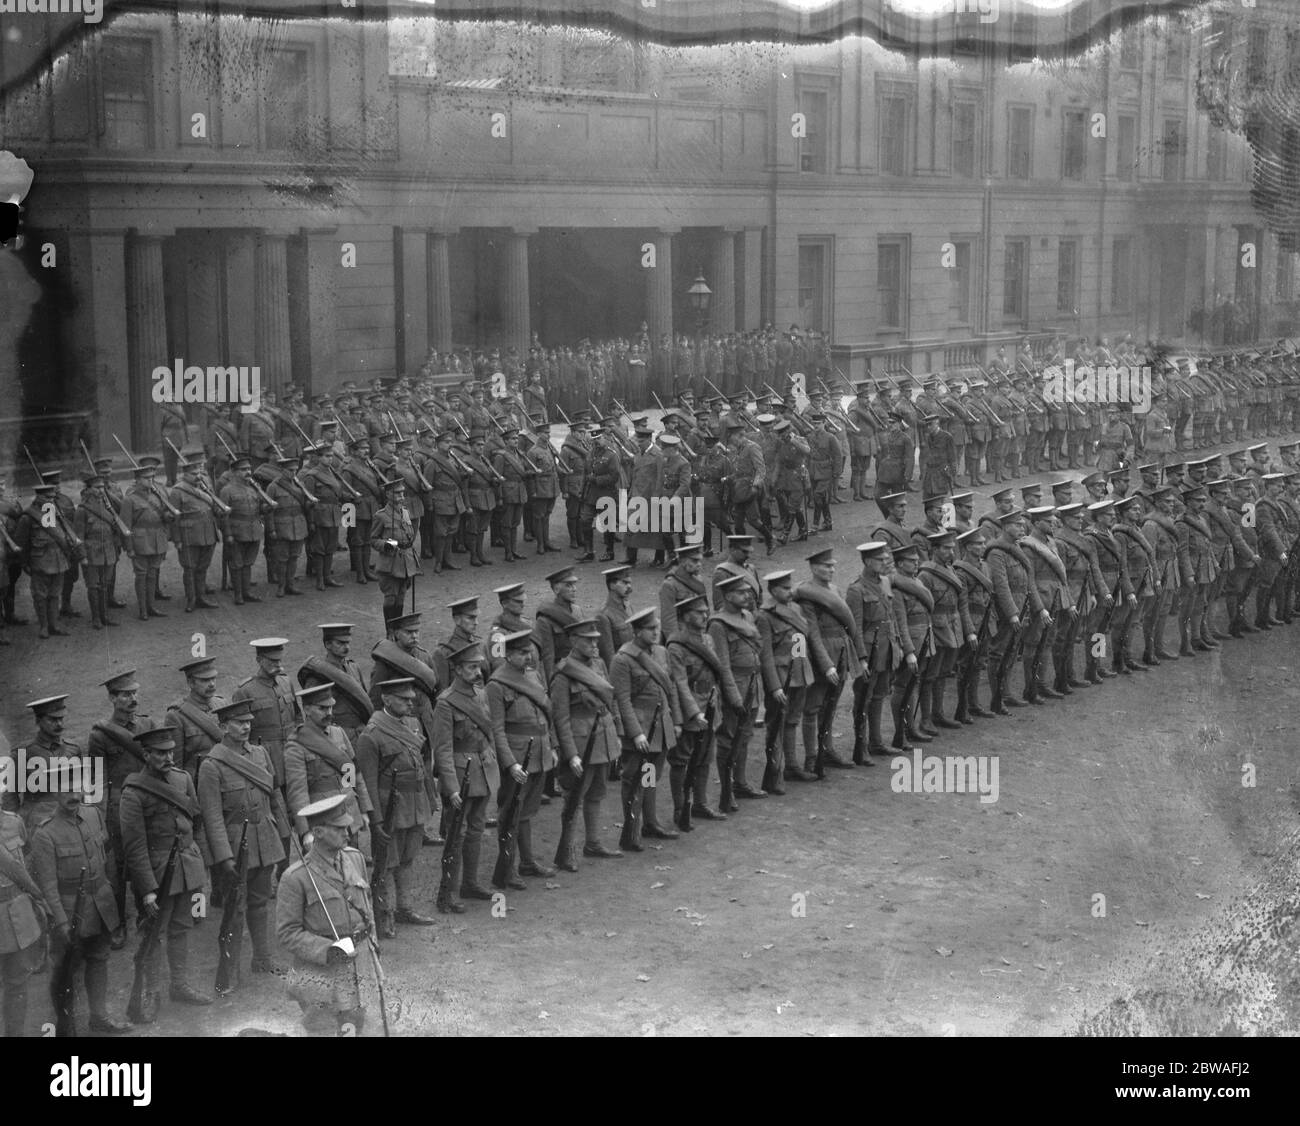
[440,759,473,894]
[23,445,84,556]
[127,837,181,1024]
[369,764,400,879]
[678,687,716,831]
[78,441,133,537]
[558,703,604,866]
[957,599,993,699]
[814,376,861,433]
[1031,588,1061,681]
[491,737,535,888]
[1095,575,1125,637]
[165,437,234,515]
[113,433,181,517]
[51,868,87,1037]
[627,702,663,842]
[214,820,249,995]
[904,626,935,737]
[215,430,277,505]
[996,591,1034,685]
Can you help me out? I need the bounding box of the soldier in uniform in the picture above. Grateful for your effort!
[266,453,311,598]
[1141,487,1184,659]
[586,420,626,562]
[1204,478,1257,641]
[276,794,378,1035]
[355,679,435,935]
[86,670,155,949]
[596,565,635,668]
[486,630,556,889]
[371,478,421,625]
[232,638,299,792]
[953,527,995,721]
[461,431,499,567]
[846,542,899,759]
[31,784,132,1032]
[433,596,483,692]
[118,724,213,1019]
[1084,500,1135,676]
[534,566,582,683]
[666,594,727,821]
[1018,506,1073,702]
[166,455,221,612]
[434,643,507,912]
[526,418,563,555]
[423,428,469,573]
[771,419,811,544]
[298,623,373,748]
[493,426,531,563]
[168,657,225,784]
[551,618,623,869]
[796,548,869,771]
[756,570,816,783]
[0,779,47,1037]
[197,698,291,987]
[14,480,76,637]
[73,468,126,629]
[284,685,376,859]
[984,511,1044,712]
[920,414,957,498]
[1,474,27,637]
[887,544,935,749]
[218,456,270,606]
[1254,474,1292,629]
[1113,494,1159,668]
[2,696,83,834]
[1053,502,1106,690]
[610,608,682,849]
[340,436,384,584]
[918,531,971,732]
[300,443,347,590]
[707,574,766,806]
[847,383,879,501]
[874,411,912,499]
[1175,486,1220,654]
[658,543,707,639]
[724,418,773,551]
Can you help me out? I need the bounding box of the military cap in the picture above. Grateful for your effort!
[300,793,352,829]
[715,574,750,593]
[137,725,179,753]
[675,595,710,616]
[726,535,754,547]
[277,454,301,468]
[1262,472,1287,482]
[1205,477,1232,492]
[922,494,949,509]
[1279,442,1299,453]
[1164,462,1185,474]
[602,565,632,583]
[1181,487,1208,501]
[215,699,255,723]
[138,455,164,468]
[447,642,484,665]
[755,413,777,425]
[130,463,156,477]
[296,683,337,707]
[1049,478,1074,492]
[531,417,551,431]
[856,541,889,558]
[39,469,62,484]
[659,432,682,446]
[990,487,1014,503]
[951,492,974,507]
[1113,495,1141,511]
[1150,485,1175,498]
[892,544,921,561]
[633,424,654,437]
[878,492,906,506]
[998,509,1027,524]
[500,629,536,651]
[955,527,987,545]
[806,548,835,566]
[250,637,288,657]
[1026,505,1056,521]
[1055,502,1085,517]
[1020,484,1042,500]
[1087,500,1115,514]
[772,419,791,433]
[501,426,521,439]
[1107,468,1129,480]
[92,456,114,470]
[345,436,368,450]
[495,583,525,601]
[564,617,602,638]
[763,569,795,587]
[376,677,418,698]
[627,607,659,628]
[318,622,354,639]
[546,567,578,585]
[33,482,58,494]
[101,669,140,693]
[80,468,104,484]
[927,531,957,548]
[673,544,703,559]
[379,476,405,492]
[26,694,69,717]
[1137,463,1159,475]
[448,596,479,616]
[231,456,252,470]
[1081,472,1106,488]
[389,611,422,630]
[1246,444,1268,454]
[179,656,218,677]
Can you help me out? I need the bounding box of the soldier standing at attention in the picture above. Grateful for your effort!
[355,679,435,935]
[370,477,421,626]
[31,784,132,1033]
[171,454,222,612]
[424,428,470,574]
[434,643,507,913]
[493,426,531,563]
[300,443,346,590]
[197,699,290,988]
[233,638,299,792]
[118,724,213,1018]
[73,468,125,629]
[433,597,483,690]
[276,794,377,1036]
[658,544,707,638]
[596,564,635,668]
[15,479,75,637]
[341,435,383,584]
[297,623,374,748]
[708,574,766,804]
[610,608,681,850]
[487,630,557,889]
[87,669,154,950]
[2,696,82,832]
[217,456,269,606]
[665,594,725,822]
[168,657,225,784]
[918,531,971,732]
[0,777,47,1037]
[534,567,582,683]
[551,618,623,869]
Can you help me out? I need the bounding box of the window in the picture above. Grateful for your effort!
[877,238,909,332]
[262,47,310,151]
[1008,10,1036,64]
[1119,28,1140,71]
[1206,126,1226,181]
[949,239,974,325]
[880,93,909,175]
[1058,241,1079,314]
[1003,239,1028,322]
[1062,109,1087,180]
[952,102,978,178]
[1161,118,1185,181]
[1007,106,1033,179]
[102,37,154,150]
[1247,27,1270,87]
[1111,238,1132,311]
[1208,16,1232,71]
[1116,115,1136,181]
[1165,24,1187,80]
[798,239,831,333]
[798,87,830,174]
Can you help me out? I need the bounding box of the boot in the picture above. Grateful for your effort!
[618,789,642,852]
[86,961,132,1033]
[866,695,890,752]
[135,576,150,622]
[931,681,961,729]
[917,683,940,736]
[241,567,262,603]
[182,570,197,613]
[89,587,104,630]
[167,938,213,1006]
[669,767,692,832]
[691,761,726,818]
[248,912,287,974]
[554,815,578,872]
[889,693,913,751]
[146,581,167,618]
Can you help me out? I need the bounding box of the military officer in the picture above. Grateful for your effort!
[596,564,635,668]
[276,794,378,1035]
[756,569,817,785]
[460,431,499,568]
[297,623,374,748]
[300,443,347,590]
[434,643,505,913]
[168,657,225,783]
[493,426,531,563]
[31,784,132,1032]
[14,480,76,637]
[984,511,1044,712]
[433,596,483,690]
[171,454,223,612]
[658,544,708,639]
[918,530,971,731]
[232,638,299,791]
[1141,487,1184,659]
[371,478,421,625]
[953,527,995,721]
[341,436,385,584]
[707,573,766,807]
[666,594,725,824]
[610,608,682,850]
[118,724,213,1019]
[266,454,311,598]
[0,780,47,1037]
[534,566,583,683]
[486,630,556,889]
[217,456,270,605]
[846,543,897,760]
[423,428,470,573]
[355,679,435,935]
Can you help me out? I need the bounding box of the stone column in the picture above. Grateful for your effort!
[254,232,292,394]
[645,227,677,349]
[126,233,169,448]
[62,230,130,454]
[427,231,454,357]
[741,227,764,331]
[712,229,739,335]
[501,228,534,355]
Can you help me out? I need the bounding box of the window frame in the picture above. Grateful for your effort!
[1003,238,1029,325]
[99,33,160,152]
[1061,108,1088,181]
[1007,103,1034,180]
[877,236,910,334]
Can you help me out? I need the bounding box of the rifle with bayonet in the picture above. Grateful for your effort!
[625,702,662,844]
[996,591,1034,686]
[678,687,716,832]
[23,446,85,559]
[164,437,234,515]
[1030,588,1062,686]
[556,703,603,868]
[50,868,87,1037]
[113,433,182,517]
[214,820,249,995]
[126,837,181,1024]
[214,431,277,505]
[491,737,535,888]
[956,598,993,703]
[441,759,474,893]
[77,440,133,539]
